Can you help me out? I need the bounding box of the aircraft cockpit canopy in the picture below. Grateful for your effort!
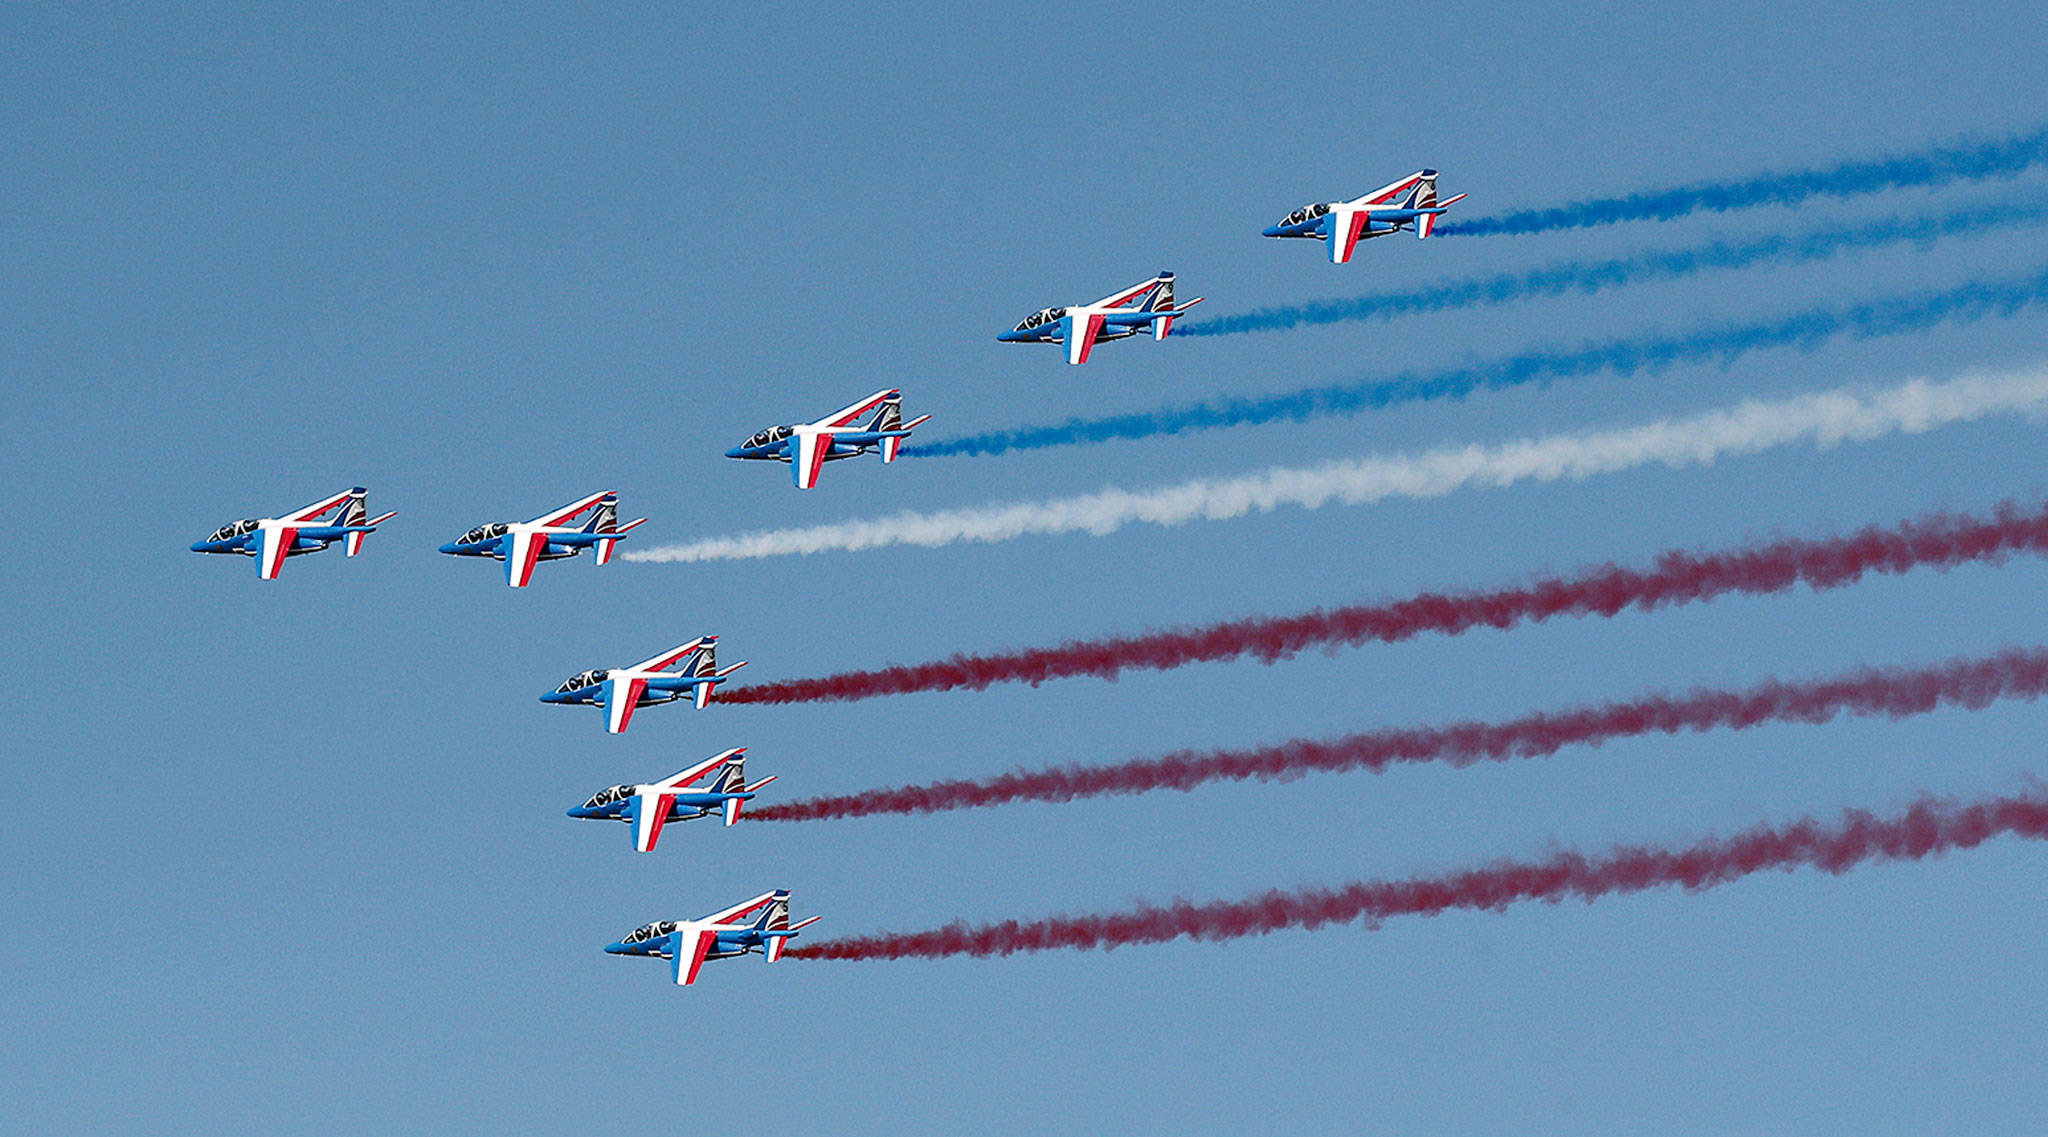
[583,784,636,809]
[455,522,509,545]
[208,519,260,543]
[1014,306,1067,332]
[1278,202,1332,228]
[622,919,681,945]
[557,669,609,693]
[740,424,794,450]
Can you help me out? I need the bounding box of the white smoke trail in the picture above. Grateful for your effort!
[629,370,2048,564]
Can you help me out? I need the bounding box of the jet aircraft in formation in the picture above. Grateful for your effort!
[1262,169,1468,262]
[541,636,748,733]
[189,487,396,580]
[606,889,821,985]
[998,271,1205,364]
[726,388,932,489]
[569,748,777,850]
[438,491,646,587]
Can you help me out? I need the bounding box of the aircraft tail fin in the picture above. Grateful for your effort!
[867,396,931,463]
[1401,170,1439,210]
[1139,271,1177,312]
[337,489,395,556]
[582,494,620,534]
[709,751,748,795]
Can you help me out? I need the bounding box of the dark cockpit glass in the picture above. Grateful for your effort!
[556,669,609,693]
[1014,306,1066,332]
[623,919,678,944]
[583,784,635,809]
[456,522,509,545]
[741,424,795,449]
[209,519,259,542]
[1279,202,1331,227]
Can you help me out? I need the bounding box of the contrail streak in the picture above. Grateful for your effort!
[717,498,2048,705]
[1437,123,2048,238]
[751,649,2048,821]
[791,787,2048,960]
[912,265,2048,457]
[628,369,2048,565]
[1184,195,2048,337]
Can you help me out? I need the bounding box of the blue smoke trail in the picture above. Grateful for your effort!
[911,263,2048,458]
[1439,123,2048,237]
[1186,194,2048,337]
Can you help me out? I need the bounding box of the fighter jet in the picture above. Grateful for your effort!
[568,748,778,850]
[1262,170,1469,262]
[438,491,646,587]
[540,636,747,733]
[997,271,1205,364]
[725,389,932,490]
[605,890,821,985]
[189,487,396,580]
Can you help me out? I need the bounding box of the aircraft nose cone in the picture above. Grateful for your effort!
[539,691,564,704]
[188,541,207,552]
[437,542,460,554]
[723,446,744,458]
[1260,224,1283,237]
[603,941,628,955]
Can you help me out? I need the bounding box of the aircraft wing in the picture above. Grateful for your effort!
[527,490,611,528]
[281,490,354,524]
[670,926,720,985]
[654,748,746,791]
[698,890,780,927]
[257,524,297,580]
[1349,170,1428,207]
[605,676,651,734]
[504,528,549,588]
[628,638,709,674]
[634,792,675,852]
[792,430,832,489]
[1088,275,1166,310]
[811,389,900,428]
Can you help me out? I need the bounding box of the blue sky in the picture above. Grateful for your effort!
[6,4,2048,1133]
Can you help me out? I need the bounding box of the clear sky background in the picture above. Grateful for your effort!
[6,4,2048,1134]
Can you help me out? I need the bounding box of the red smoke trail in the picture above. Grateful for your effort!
[723,502,2048,706]
[790,789,2048,961]
[750,649,2048,822]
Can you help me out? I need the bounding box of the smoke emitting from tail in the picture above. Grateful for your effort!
[1436,123,2048,238]
[717,499,2048,705]
[910,265,2048,458]
[752,649,2048,822]
[791,788,2048,960]
[1185,195,2048,337]
[626,369,2048,566]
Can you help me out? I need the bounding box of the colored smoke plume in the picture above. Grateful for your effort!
[1184,195,2048,337]
[718,500,2048,705]
[751,648,2048,821]
[1437,123,2048,238]
[909,264,2048,458]
[790,788,2048,960]
[627,369,2048,564]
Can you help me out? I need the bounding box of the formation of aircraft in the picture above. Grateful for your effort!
[541,636,748,733]
[569,748,777,849]
[189,487,396,580]
[997,271,1206,364]
[196,167,1459,988]
[605,889,821,985]
[726,388,932,489]
[1262,169,1469,262]
[438,491,646,587]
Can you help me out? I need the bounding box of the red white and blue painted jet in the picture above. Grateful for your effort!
[540,636,747,733]
[725,388,931,490]
[189,487,397,580]
[438,490,646,587]
[1262,170,1469,263]
[568,748,778,850]
[605,889,821,986]
[997,271,1205,364]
